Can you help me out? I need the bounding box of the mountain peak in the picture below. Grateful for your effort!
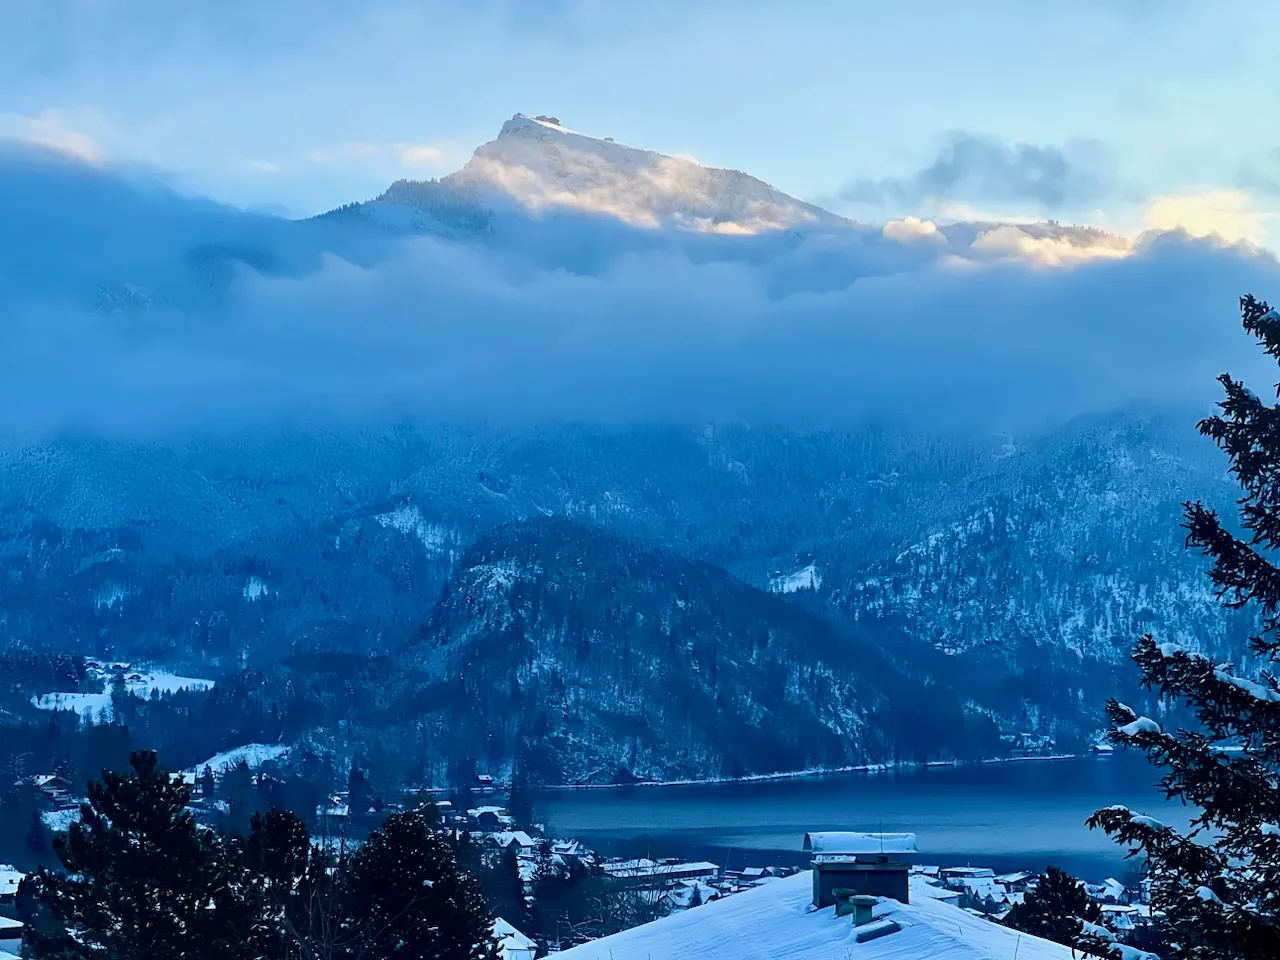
[496,113,576,138]
[438,112,851,234]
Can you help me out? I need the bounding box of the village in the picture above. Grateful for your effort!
[1,765,1165,960]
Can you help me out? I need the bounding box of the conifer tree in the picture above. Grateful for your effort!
[1003,865,1101,950]
[244,808,339,960]
[342,809,497,960]
[27,750,257,960]
[1089,294,1280,960]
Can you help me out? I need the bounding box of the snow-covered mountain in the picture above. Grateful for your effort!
[440,113,853,233]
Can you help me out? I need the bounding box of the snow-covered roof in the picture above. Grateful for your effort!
[490,830,537,848]
[492,916,536,960]
[803,832,918,856]
[0,918,21,932]
[492,917,535,948]
[555,873,1082,960]
[601,859,719,879]
[0,867,24,897]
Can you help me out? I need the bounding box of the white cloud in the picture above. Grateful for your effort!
[883,216,942,243]
[0,109,105,163]
[1145,189,1266,245]
[971,224,1131,267]
[242,159,282,174]
[397,143,449,168]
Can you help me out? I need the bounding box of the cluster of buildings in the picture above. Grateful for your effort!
[906,862,1158,934]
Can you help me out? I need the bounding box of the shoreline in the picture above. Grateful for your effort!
[544,752,1084,792]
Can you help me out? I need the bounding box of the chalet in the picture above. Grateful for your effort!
[475,774,496,794]
[31,774,75,808]
[803,832,917,907]
[0,866,23,907]
[485,831,538,853]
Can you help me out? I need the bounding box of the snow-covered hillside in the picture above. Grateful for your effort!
[441,113,853,234]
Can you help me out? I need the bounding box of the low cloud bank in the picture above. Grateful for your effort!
[1,143,1276,437]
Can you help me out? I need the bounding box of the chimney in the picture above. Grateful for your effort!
[835,892,883,926]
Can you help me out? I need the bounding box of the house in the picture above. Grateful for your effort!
[550,839,593,865]
[803,832,917,907]
[315,799,350,820]
[551,872,1144,960]
[31,774,75,808]
[600,858,719,888]
[1101,904,1141,934]
[485,830,538,852]
[491,917,536,960]
[665,880,719,910]
[995,871,1035,893]
[0,917,21,957]
[726,865,768,885]
[468,805,515,831]
[1087,877,1129,904]
[0,866,25,907]
[940,865,995,884]
[475,774,496,794]
[958,876,1009,908]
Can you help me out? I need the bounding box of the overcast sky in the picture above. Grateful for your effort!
[4,0,1278,239]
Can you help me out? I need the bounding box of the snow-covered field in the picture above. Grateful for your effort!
[33,668,214,722]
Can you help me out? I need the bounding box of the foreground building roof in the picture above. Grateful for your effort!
[556,874,1088,960]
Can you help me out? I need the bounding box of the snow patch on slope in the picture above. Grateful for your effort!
[243,576,270,601]
[376,505,458,556]
[770,563,822,594]
[189,743,290,774]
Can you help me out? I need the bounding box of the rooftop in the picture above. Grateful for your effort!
[556,873,1087,960]
[803,832,918,856]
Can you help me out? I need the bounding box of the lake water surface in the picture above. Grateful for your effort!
[543,755,1189,878]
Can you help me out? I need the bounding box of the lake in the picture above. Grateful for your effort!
[543,755,1190,879]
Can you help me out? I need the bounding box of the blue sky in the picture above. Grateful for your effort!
[5,0,1278,236]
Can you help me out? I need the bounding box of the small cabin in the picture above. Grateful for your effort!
[803,832,918,908]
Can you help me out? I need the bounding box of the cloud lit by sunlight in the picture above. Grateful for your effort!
[1145,190,1266,246]
[0,109,105,163]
